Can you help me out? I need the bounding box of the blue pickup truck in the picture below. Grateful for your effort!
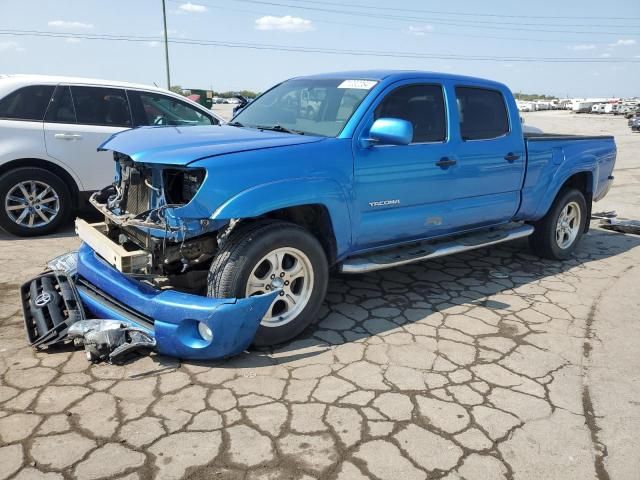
[33,70,616,360]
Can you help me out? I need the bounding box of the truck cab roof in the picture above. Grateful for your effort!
[294,70,508,89]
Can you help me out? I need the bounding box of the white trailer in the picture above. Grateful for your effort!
[572,101,596,113]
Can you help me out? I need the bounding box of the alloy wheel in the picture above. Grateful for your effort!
[245,247,315,327]
[4,180,60,229]
[555,201,581,249]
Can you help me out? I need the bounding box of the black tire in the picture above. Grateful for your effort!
[0,167,72,237]
[208,221,329,347]
[529,188,587,260]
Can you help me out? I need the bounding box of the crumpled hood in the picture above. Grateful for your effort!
[99,125,325,166]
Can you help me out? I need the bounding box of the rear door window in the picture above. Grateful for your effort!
[129,91,215,126]
[44,86,76,123]
[70,86,132,127]
[0,85,55,121]
[456,87,509,140]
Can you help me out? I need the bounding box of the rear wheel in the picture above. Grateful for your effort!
[529,188,587,260]
[0,168,72,237]
[208,221,329,346]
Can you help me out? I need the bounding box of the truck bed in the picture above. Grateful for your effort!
[518,133,617,219]
[524,132,614,141]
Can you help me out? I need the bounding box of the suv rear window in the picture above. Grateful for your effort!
[0,85,55,121]
[71,86,132,127]
[45,86,76,123]
[456,87,509,140]
[129,91,215,126]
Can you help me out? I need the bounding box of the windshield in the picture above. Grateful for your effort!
[232,78,377,137]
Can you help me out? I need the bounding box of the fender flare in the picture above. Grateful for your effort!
[211,177,353,258]
[533,160,596,219]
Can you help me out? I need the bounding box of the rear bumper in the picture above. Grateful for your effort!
[76,243,276,360]
[594,175,615,202]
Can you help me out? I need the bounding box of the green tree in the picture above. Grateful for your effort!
[514,92,558,101]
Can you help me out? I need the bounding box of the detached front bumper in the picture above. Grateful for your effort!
[75,243,276,360]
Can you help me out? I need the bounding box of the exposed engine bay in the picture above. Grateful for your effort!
[88,153,225,282]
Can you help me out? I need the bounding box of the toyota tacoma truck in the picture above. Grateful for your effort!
[32,71,616,360]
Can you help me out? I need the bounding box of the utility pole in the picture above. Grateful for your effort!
[161,0,171,89]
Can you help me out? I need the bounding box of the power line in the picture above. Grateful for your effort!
[282,0,640,21]
[182,1,632,45]
[165,0,626,45]
[2,30,638,63]
[220,0,640,35]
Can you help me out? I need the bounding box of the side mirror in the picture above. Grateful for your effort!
[364,118,413,147]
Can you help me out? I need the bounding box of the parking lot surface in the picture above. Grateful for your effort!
[1,112,639,479]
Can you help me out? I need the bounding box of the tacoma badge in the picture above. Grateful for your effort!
[369,199,400,207]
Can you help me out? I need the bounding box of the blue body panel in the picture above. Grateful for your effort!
[102,71,615,261]
[516,136,616,219]
[76,244,277,360]
[78,70,616,359]
[100,70,616,258]
[99,125,324,166]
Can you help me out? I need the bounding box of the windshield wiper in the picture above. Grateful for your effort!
[227,121,244,127]
[256,124,305,135]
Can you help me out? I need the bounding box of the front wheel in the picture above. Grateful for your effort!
[208,221,329,346]
[529,188,587,260]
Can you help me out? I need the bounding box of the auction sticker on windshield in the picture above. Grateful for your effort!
[338,80,378,90]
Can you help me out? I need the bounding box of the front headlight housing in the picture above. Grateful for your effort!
[47,251,78,276]
[163,168,206,205]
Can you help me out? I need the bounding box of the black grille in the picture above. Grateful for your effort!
[21,271,85,348]
[125,181,151,216]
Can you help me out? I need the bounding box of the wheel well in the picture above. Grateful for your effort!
[0,158,81,207]
[560,171,593,232]
[261,204,338,264]
[561,171,592,196]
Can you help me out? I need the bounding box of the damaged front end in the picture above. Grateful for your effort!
[21,150,278,363]
[20,247,278,363]
[88,152,226,276]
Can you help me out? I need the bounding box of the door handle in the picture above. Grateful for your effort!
[504,152,520,161]
[435,157,457,167]
[54,133,82,140]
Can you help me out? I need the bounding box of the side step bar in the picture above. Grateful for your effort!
[340,223,534,274]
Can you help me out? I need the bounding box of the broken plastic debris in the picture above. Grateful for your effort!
[599,218,640,235]
[591,211,617,220]
[68,320,156,363]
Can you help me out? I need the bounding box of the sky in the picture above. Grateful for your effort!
[1,0,639,97]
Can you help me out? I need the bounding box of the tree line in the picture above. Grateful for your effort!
[514,93,558,101]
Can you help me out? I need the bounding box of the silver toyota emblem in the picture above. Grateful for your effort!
[34,292,53,307]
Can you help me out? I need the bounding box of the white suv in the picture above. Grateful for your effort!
[0,75,223,236]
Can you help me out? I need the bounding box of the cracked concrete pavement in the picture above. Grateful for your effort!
[1,111,639,479]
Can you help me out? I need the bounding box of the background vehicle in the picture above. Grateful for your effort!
[77,70,616,355]
[572,100,596,113]
[604,103,620,115]
[0,75,223,236]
